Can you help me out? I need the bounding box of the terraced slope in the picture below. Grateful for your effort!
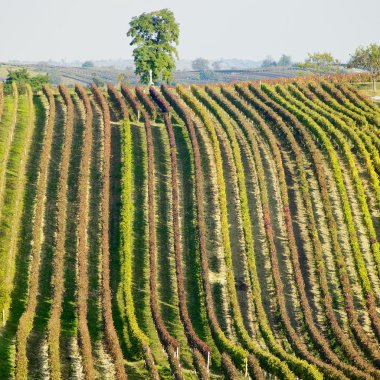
[0,77,380,379]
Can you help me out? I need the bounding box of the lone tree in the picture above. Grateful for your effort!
[192,58,210,71]
[261,56,277,68]
[212,60,222,71]
[348,43,380,91]
[127,9,179,85]
[82,60,94,68]
[299,52,340,74]
[278,54,292,67]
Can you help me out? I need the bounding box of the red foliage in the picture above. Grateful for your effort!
[135,86,157,120]
[121,84,141,120]
[150,86,172,113]
[107,83,129,120]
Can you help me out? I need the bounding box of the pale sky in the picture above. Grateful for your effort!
[1,0,379,63]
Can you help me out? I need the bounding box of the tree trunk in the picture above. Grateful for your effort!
[373,77,377,92]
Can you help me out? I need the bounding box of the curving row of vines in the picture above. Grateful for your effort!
[1,75,380,379]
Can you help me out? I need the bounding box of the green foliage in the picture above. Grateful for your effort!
[120,119,150,353]
[308,81,367,126]
[127,9,179,84]
[273,83,380,374]
[117,73,126,86]
[0,84,20,314]
[6,68,29,84]
[47,85,74,380]
[197,86,296,379]
[81,61,94,68]
[335,83,380,126]
[5,76,380,377]
[15,84,56,379]
[29,74,51,91]
[299,52,340,74]
[179,85,311,378]
[228,84,328,379]
[348,43,380,90]
[6,68,50,92]
[261,83,377,300]
[302,83,380,279]
[91,73,104,88]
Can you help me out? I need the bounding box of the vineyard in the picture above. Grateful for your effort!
[0,76,380,379]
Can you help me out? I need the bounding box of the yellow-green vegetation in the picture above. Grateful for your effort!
[0,75,380,379]
[353,82,380,98]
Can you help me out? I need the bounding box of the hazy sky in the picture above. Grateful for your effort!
[1,0,379,63]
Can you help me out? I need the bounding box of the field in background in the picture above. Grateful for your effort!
[0,65,47,80]
[0,62,359,86]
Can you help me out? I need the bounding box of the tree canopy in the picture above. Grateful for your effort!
[192,58,210,71]
[278,54,292,67]
[261,56,277,68]
[6,68,50,91]
[82,61,94,68]
[127,9,179,85]
[212,60,222,71]
[299,52,340,74]
[348,43,380,91]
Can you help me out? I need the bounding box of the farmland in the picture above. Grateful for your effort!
[0,75,380,379]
